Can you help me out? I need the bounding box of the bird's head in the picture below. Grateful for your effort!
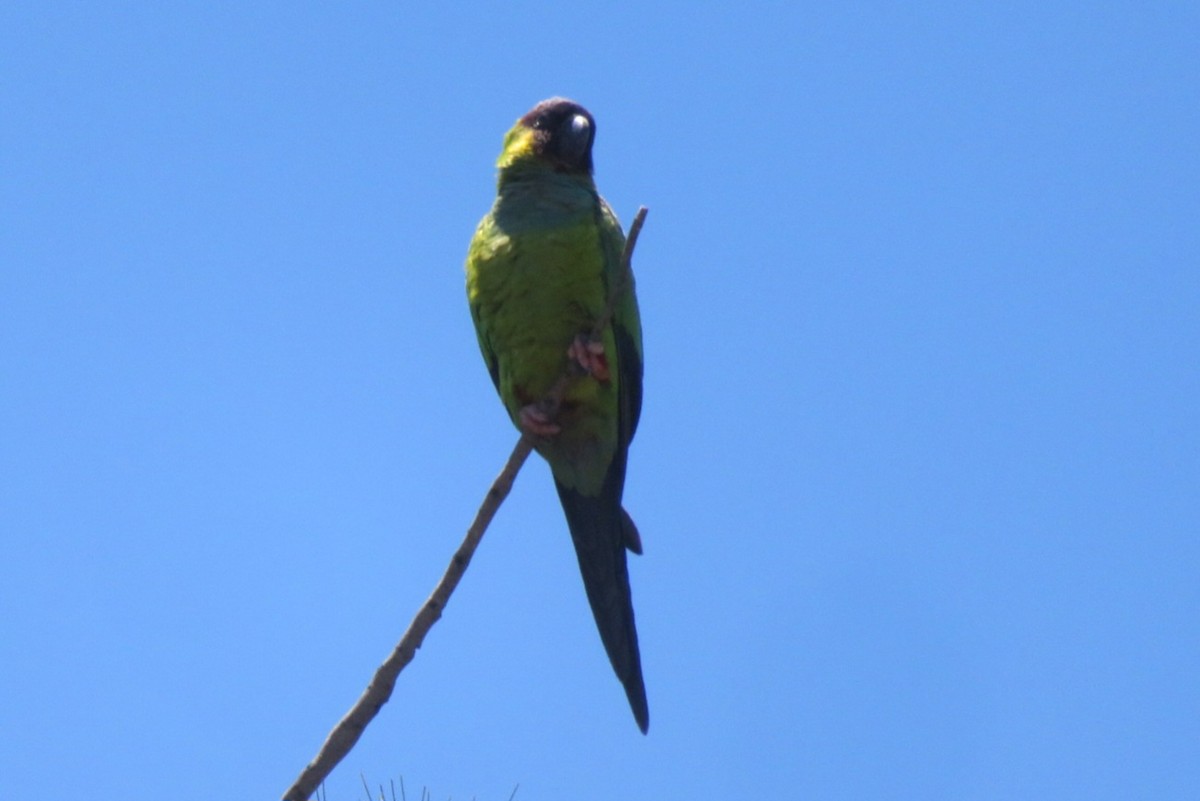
[497,97,596,175]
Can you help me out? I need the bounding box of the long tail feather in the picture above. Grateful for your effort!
[554,479,649,733]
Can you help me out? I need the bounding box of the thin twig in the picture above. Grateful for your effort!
[282,438,531,801]
[281,206,648,801]
[598,205,646,338]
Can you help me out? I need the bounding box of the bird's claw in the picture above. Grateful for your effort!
[568,335,610,382]
[519,404,561,438]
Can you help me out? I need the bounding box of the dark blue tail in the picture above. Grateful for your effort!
[554,477,649,733]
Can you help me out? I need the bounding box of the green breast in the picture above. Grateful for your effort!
[466,174,622,490]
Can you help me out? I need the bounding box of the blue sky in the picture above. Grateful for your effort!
[2,3,1197,799]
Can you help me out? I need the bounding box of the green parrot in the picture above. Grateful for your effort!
[465,98,648,733]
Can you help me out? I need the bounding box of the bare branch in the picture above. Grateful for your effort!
[282,206,648,801]
[600,204,647,338]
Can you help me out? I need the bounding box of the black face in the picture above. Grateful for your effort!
[519,97,596,174]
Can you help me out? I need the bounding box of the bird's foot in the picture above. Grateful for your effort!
[519,403,561,438]
[568,335,610,382]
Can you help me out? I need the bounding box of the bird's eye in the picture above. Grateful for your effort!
[569,114,590,137]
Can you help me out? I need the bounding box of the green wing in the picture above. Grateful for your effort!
[599,197,643,466]
[466,216,502,393]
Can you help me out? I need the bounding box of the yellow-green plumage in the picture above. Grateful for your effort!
[465,98,648,732]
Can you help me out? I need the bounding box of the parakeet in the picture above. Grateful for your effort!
[465,98,648,733]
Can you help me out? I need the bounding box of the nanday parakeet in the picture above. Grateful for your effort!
[465,98,649,733]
